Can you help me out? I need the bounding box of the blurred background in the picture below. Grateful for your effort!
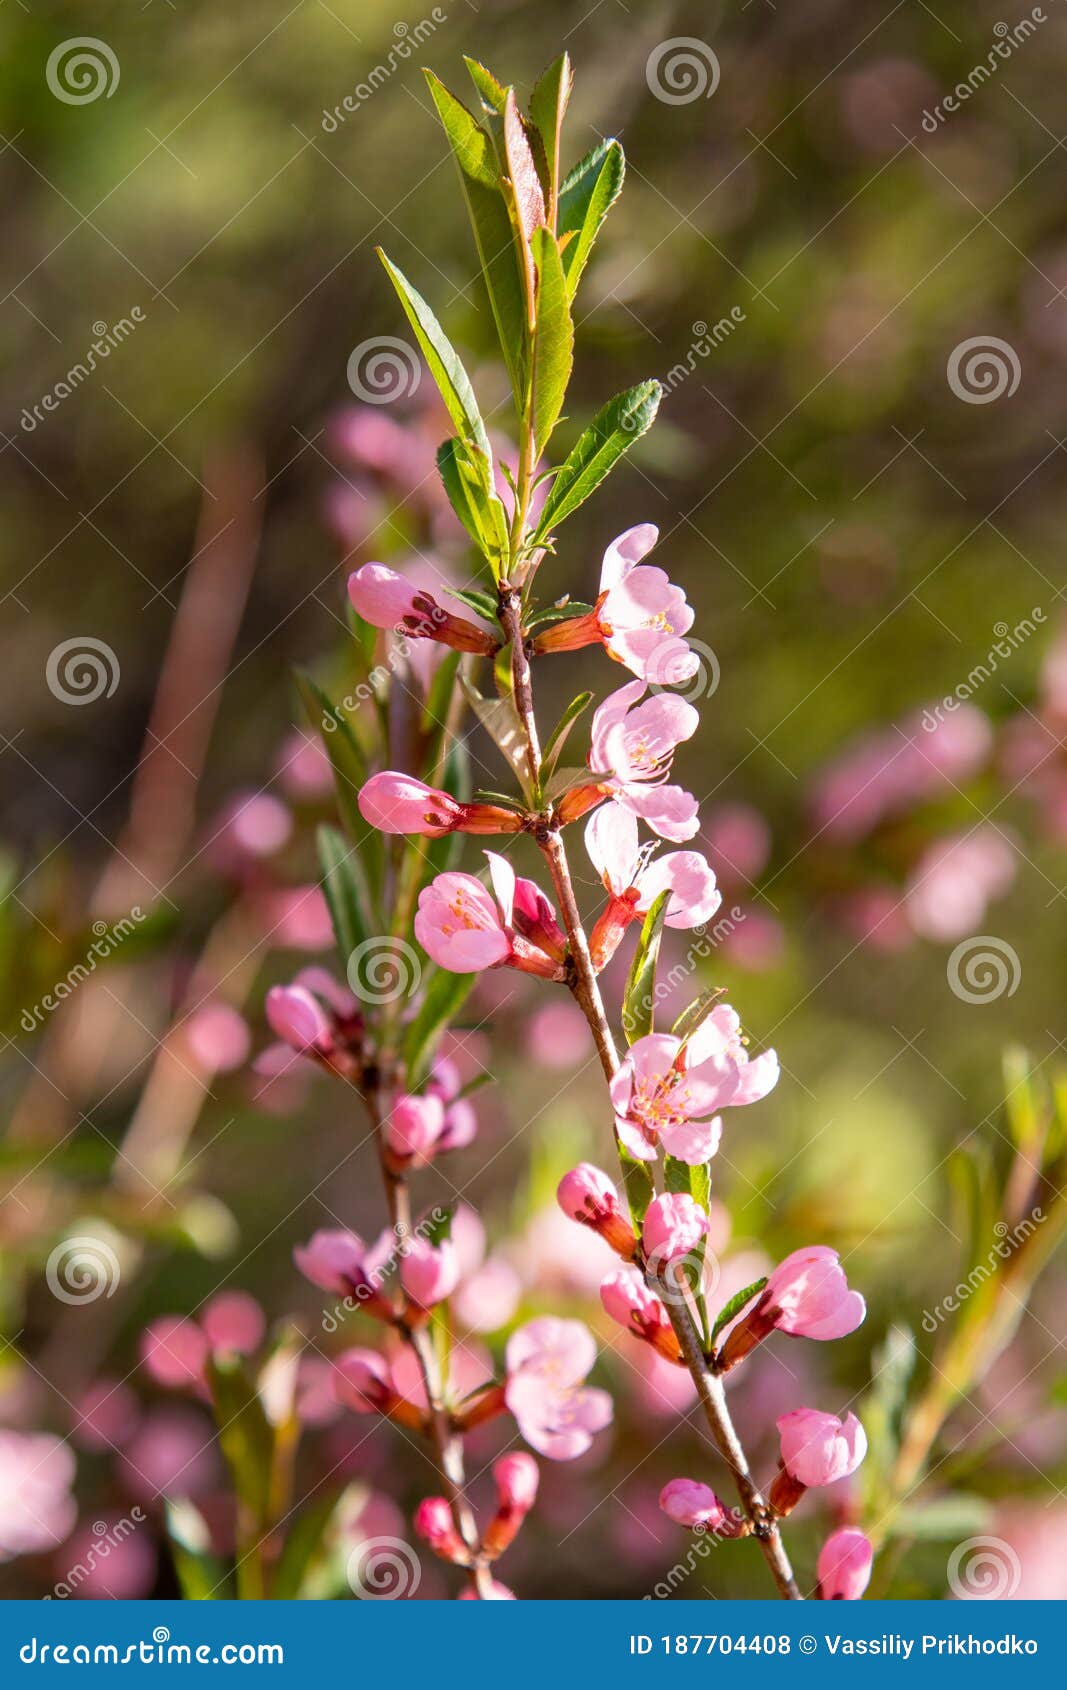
[1,0,1066,1600]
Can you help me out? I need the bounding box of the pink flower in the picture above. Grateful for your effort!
[265,984,333,1054]
[773,1408,867,1510]
[810,704,991,844]
[333,1348,424,1430]
[817,1527,874,1599]
[532,524,696,683]
[360,772,518,838]
[384,1093,447,1167]
[600,1267,682,1361]
[140,1316,210,1391]
[589,681,700,842]
[586,803,720,965]
[718,1246,865,1370]
[414,1496,466,1562]
[276,728,333,798]
[610,1008,778,1164]
[659,1477,739,1535]
[483,1452,540,1556]
[184,1003,251,1074]
[400,1238,460,1308]
[293,1227,395,1316]
[905,826,1016,942]
[641,1194,710,1265]
[504,1317,613,1460]
[0,1431,76,1559]
[415,856,565,978]
[210,791,292,870]
[200,1291,265,1356]
[703,802,772,887]
[557,1163,637,1259]
[348,563,497,654]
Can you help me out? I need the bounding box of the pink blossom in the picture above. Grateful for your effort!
[483,1452,540,1557]
[384,1093,447,1167]
[140,1316,209,1392]
[776,1408,867,1489]
[504,1317,613,1460]
[200,1291,265,1356]
[586,803,719,965]
[659,1477,735,1533]
[557,1163,637,1258]
[642,1193,710,1265]
[184,1003,251,1074]
[276,728,333,798]
[60,1515,157,1598]
[528,1001,589,1068]
[415,856,565,978]
[720,1247,865,1370]
[610,1008,778,1164]
[71,1380,140,1453]
[703,802,772,887]
[905,826,1016,942]
[0,1431,76,1559]
[400,1238,460,1308]
[451,1257,521,1333]
[810,704,991,843]
[360,772,522,838]
[333,1348,424,1429]
[589,681,700,841]
[210,791,292,869]
[600,1267,681,1361]
[265,984,333,1054]
[817,1527,874,1599]
[262,885,334,950]
[414,1496,466,1562]
[294,1227,395,1314]
[118,1406,220,1501]
[348,563,496,654]
[532,524,696,682]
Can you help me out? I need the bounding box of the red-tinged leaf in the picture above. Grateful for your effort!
[504,87,546,256]
[529,53,573,226]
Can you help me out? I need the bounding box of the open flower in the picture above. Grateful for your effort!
[349,562,498,655]
[531,524,697,682]
[359,772,523,838]
[332,1348,425,1431]
[770,1408,867,1515]
[817,1527,874,1600]
[718,1245,866,1370]
[610,1008,778,1164]
[588,680,700,841]
[293,1227,396,1319]
[585,802,720,966]
[415,854,566,979]
[504,1317,613,1460]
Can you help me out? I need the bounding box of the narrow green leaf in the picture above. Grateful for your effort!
[503,88,546,245]
[207,1356,274,1529]
[459,674,533,798]
[272,1489,349,1601]
[421,648,462,782]
[464,56,508,116]
[710,1277,768,1345]
[165,1500,229,1600]
[671,987,727,1046]
[892,1494,995,1541]
[403,968,476,1087]
[424,71,528,399]
[618,1146,654,1229]
[530,227,573,456]
[378,251,491,460]
[436,438,509,577]
[529,54,573,224]
[540,691,591,784]
[622,889,671,1044]
[558,139,625,298]
[445,585,500,621]
[294,672,381,897]
[543,763,597,805]
[317,825,369,964]
[535,381,662,538]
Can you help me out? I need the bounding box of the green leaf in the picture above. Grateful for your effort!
[664,1155,711,1210]
[622,889,670,1044]
[424,71,528,400]
[543,763,597,804]
[671,987,727,1046]
[540,692,591,785]
[206,1356,275,1530]
[534,381,662,539]
[464,56,508,116]
[530,227,573,456]
[294,672,381,896]
[423,1204,455,1247]
[165,1500,230,1600]
[459,674,533,798]
[272,1489,350,1601]
[710,1277,768,1346]
[446,585,500,621]
[892,1494,995,1541]
[618,1145,654,1229]
[421,648,462,782]
[403,967,476,1087]
[378,251,491,461]
[558,138,625,298]
[317,825,369,966]
[436,438,509,577]
[529,54,573,223]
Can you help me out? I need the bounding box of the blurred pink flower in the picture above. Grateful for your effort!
[210,791,292,869]
[184,1003,251,1074]
[400,1238,460,1309]
[275,729,333,799]
[59,1515,158,1599]
[0,1431,76,1560]
[119,1407,220,1500]
[527,1001,589,1068]
[810,705,991,843]
[70,1380,140,1453]
[701,802,772,887]
[905,827,1016,942]
[505,1317,613,1460]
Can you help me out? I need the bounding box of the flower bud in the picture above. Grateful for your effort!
[557,1164,637,1259]
[482,1453,540,1557]
[641,1193,709,1266]
[817,1527,874,1600]
[600,1268,682,1362]
[359,773,523,838]
[265,984,332,1054]
[659,1478,746,1537]
[770,1408,867,1516]
[413,1496,467,1563]
[718,1246,865,1372]
[384,1093,446,1169]
[332,1347,424,1431]
[400,1238,460,1310]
